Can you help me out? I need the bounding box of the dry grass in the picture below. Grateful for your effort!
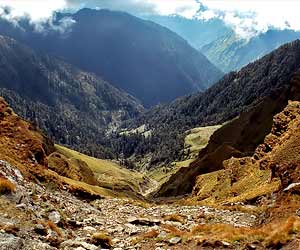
[190,216,300,247]
[184,125,222,157]
[0,223,20,235]
[47,220,63,238]
[163,214,186,224]
[191,161,280,205]
[161,224,186,238]
[90,232,112,248]
[0,178,16,195]
[143,229,159,238]
[55,145,148,198]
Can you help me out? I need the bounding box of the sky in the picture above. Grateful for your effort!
[0,0,299,38]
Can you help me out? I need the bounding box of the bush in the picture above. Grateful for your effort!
[0,178,16,195]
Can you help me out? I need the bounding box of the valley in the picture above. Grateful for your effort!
[1,3,300,250]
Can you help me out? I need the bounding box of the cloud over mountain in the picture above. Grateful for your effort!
[0,0,299,38]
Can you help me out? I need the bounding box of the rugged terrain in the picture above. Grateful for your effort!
[2,94,300,249]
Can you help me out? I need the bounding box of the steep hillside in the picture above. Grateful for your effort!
[0,9,223,107]
[191,100,300,206]
[202,29,300,72]
[0,35,143,159]
[113,40,300,169]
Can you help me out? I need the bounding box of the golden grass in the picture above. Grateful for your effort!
[184,125,222,157]
[143,229,159,239]
[191,162,280,205]
[91,232,112,248]
[0,178,16,195]
[47,220,63,238]
[163,214,186,224]
[190,216,300,247]
[55,145,147,196]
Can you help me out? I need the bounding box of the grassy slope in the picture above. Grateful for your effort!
[55,145,151,198]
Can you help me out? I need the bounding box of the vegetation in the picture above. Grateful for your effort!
[112,40,300,169]
[90,232,112,248]
[0,178,16,195]
[54,145,150,198]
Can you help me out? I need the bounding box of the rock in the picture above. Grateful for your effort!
[283,182,300,193]
[83,226,97,233]
[157,231,167,239]
[23,241,56,250]
[48,211,61,224]
[60,240,99,250]
[15,204,27,210]
[0,233,24,250]
[127,217,161,226]
[169,237,181,245]
[34,224,48,236]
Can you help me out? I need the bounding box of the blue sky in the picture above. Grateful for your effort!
[0,0,299,38]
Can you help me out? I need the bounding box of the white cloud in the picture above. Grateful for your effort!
[0,0,67,21]
[198,0,300,38]
[66,0,199,18]
[0,0,299,38]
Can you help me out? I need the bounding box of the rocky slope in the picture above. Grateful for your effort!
[2,97,300,249]
[191,100,300,205]
[202,29,300,72]
[0,35,143,159]
[0,9,223,107]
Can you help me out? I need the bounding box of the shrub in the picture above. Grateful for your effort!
[0,178,16,195]
[91,232,112,249]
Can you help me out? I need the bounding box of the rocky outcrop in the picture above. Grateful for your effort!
[0,97,53,173]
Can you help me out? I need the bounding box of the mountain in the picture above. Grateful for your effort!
[144,15,232,49]
[114,40,300,169]
[202,29,300,72]
[0,9,223,107]
[0,35,143,159]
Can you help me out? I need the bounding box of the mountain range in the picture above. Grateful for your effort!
[0,9,222,107]
[202,29,300,72]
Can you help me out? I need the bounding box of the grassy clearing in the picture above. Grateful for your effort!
[184,125,222,158]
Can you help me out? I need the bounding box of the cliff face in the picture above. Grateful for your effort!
[155,72,300,198]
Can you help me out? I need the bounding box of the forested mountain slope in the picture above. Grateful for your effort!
[114,40,300,168]
[0,35,143,158]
